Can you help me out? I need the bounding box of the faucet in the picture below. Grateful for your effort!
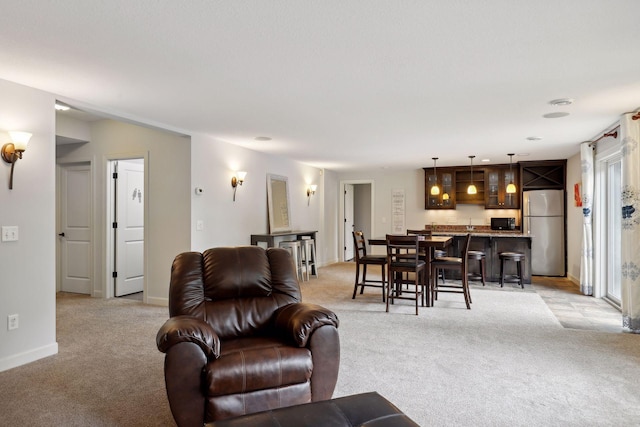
[466,218,474,231]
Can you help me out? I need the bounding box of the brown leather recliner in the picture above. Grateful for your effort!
[156,246,340,426]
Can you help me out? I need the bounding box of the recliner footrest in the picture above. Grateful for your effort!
[206,392,419,427]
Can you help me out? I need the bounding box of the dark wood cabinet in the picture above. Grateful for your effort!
[424,159,564,209]
[485,165,520,209]
[520,160,566,190]
[424,167,456,209]
[455,168,485,205]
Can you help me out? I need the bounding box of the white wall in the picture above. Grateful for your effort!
[56,120,191,305]
[0,79,58,371]
[189,134,327,263]
[566,152,583,284]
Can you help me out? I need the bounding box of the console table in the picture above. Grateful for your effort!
[250,230,317,249]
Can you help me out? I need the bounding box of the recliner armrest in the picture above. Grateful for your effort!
[273,303,339,347]
[156,315,221,360]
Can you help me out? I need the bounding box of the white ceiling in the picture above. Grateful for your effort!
[1,1,639,171]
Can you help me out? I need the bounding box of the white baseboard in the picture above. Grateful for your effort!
[0,342,58,373]
[567,274,579,285]
[146,296,168,306]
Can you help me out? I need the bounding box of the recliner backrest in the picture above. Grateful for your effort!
[168,246,301,340]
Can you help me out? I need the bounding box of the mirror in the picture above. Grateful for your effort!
[267,174,291,233]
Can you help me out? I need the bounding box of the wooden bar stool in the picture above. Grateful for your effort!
[279,240,305,281]
[299,238,318,279]
[499,252,525,288]
[467,250,486,286]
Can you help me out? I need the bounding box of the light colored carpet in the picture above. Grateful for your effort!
[303,263,640,426]
[0,262,639,426]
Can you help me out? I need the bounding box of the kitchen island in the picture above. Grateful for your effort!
[429,228,532,284]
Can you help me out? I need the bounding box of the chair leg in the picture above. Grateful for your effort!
[352,263,360,299]
[517,260,523,289]
[463,275,471,309]
[381,264,386,302]
[500,259,505,287]
[360,264,368,294]
[480,258,486,286]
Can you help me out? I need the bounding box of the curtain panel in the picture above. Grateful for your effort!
[580,143,594,295]
[621,113,640,333]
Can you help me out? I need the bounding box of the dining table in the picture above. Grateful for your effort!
[368,234,453,289]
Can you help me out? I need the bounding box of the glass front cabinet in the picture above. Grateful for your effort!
[424,167,456,209]
[485,166,520,209]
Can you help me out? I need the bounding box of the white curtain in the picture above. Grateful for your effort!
[621,113,640,333]
[580,143,594,295]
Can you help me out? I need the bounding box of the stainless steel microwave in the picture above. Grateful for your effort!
[491,217,516,230]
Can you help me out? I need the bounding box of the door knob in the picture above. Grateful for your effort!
[58,232,65,237]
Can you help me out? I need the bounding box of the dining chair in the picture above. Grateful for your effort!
[407,229,445,283]
[352,231,387,301]
[429,233,472,309]
[386,234,427,315]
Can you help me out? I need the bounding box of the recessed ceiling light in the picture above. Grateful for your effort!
[517,153,530,157]
[526,136,543,141]
[55,102,70,111]
[254,136,272,141]
[549,98,574,106]
[543,112,570,119]
[481,158,491,162]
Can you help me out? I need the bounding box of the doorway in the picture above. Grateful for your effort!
[596,150,622,306]
[340,180,374,262]
[109,159,145,298]
[58,162,93,295]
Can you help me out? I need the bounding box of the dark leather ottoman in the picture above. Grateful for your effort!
[206,392,419,427]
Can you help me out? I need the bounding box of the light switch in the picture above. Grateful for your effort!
[196,220,204,231]
[1,226,19,242]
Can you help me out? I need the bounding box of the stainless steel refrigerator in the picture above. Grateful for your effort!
[523,189,565,276]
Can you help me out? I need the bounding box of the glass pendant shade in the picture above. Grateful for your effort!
[442,192,449,200]
[506,182,517,194]
[430,185,440,195]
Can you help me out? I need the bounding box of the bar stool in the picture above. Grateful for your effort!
[499,252,525,288]
[299,238,318,279]
[279,240,305,281]
[433,249,447,283]
[467,250,486,286]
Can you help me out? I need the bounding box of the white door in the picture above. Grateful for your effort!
[114,160,145,297]
[59,163,92,294]
[344,184,355,261]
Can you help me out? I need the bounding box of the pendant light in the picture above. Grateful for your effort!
[506,153,517,194]
[430,157,440,195]
[467,155,477,195]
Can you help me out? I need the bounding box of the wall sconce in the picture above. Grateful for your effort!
[231,171,246,201]
[1,131,32,190]
[307,184,317,206]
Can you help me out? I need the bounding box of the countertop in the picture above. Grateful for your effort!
[432,231,530,238]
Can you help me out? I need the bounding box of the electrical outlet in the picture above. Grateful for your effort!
[8,314,18,330]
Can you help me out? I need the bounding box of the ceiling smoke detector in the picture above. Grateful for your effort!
[526,136,543,141]
[543,112,570,119]
[549,98,574,106]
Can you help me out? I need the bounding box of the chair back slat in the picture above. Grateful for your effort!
[352,230,368,260]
